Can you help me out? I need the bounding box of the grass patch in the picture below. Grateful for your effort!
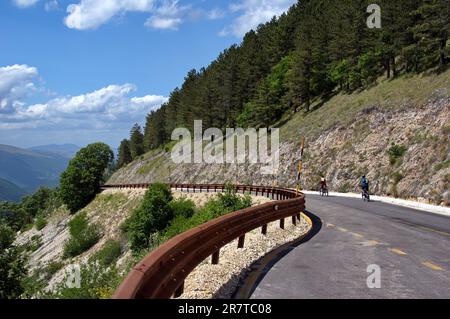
[46,262,121,299]
[122,183,174,253]
[63,212,101,258]
[388,144,407,166]
[169,197,196,219]
[89,240,122,267]
[95,193,128,207]
[280,70,450,142]
[163,184,252,240]
[34,216,47,231]
[43,261,64,280]
[25,235,43,252]
[138,155,166,175]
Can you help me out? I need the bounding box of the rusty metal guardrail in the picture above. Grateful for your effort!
[102,183,305,299]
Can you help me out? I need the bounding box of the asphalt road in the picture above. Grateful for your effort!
[251,194,450,299]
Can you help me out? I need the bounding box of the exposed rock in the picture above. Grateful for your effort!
[109,97,450,205]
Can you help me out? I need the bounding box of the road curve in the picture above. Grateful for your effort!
[251,194,450,299]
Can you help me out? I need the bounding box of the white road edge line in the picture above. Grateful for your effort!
[301,190,450,218]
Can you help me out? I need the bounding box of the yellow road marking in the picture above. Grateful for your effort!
[364,240,380,246]
[326,223,335,228]
[337,227,348,232]
[422,262,444,271]
[389,248,407,256]
[351,232,364,238]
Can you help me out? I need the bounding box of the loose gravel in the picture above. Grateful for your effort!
[178,215,311,299]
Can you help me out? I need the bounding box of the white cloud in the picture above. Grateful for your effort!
[0,65,168,130]
[14,0,226,32]
[223,0,296,37]
[145,0,189,30]
[206,8,225,20]
[0,64,39,113]
[13,0,39,8]
[64,0,155,30]
[44,0,59,11]
[145,16,181,30]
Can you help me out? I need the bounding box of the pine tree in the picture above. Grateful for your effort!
[411,0,449,69]
[117,139,132,168]
[122,0,447,150]
[129,124,144,159]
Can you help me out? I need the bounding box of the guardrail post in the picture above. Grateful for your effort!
[280,218,285,229]
[238,235,245,248]
[173,281,185,298]
[212,250,220,265]
[262,224,267,235]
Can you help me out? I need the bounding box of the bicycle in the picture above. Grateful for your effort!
[320,186,329,197]
[362,188,370,202]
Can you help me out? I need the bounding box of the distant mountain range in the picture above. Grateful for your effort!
[0,144,80,202]
[0,177,27,202]
[28,144,80,159]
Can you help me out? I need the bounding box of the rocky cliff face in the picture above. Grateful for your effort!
[109,73,450,206]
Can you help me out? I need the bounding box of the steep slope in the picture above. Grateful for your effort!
[109,70,450,205]
[14,189,273,295]
[0,177,27,202]
[0,144,69,193]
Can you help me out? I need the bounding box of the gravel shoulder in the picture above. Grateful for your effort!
[178,216,311,299]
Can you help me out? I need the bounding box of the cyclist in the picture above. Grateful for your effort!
[360,175,369,198]
[320,177,328,195]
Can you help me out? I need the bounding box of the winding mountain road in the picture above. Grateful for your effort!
[251,194,450,299]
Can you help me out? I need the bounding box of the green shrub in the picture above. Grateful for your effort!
[60,143,114,213]
[0,246,27,299]
[64,212,100,258]
[27,235,43,252]
[44,261,64,280]
[0,223,15,252]
[21,187,62,221]
[390,172,404,198]
[388,144,407,165]
[217,183,252,212]
[163,185,252,240]
[169,198,196,218]
[89,240,122,267]
[35,216,47,231]
[125,183,173,253]
[163,215,191,239]
[443,125,450,135]
[48,262,121,299]
[434,159,450,171]
[21,272,46,299]
[0,202,27,232]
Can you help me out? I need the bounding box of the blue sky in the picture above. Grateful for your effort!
[0,0,296,150]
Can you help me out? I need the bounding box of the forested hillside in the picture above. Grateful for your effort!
[117,0,449,165]
[0,178,26,202]
[110,0,449,205]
